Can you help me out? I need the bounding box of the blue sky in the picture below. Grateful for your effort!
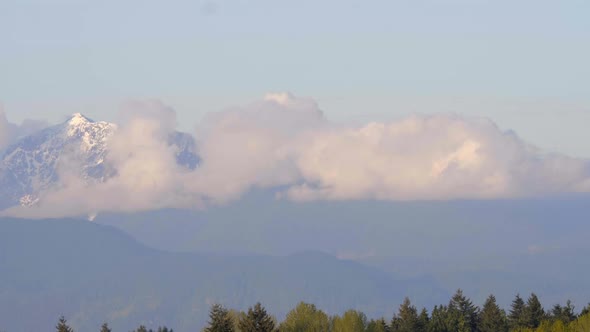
[1,0,589,156]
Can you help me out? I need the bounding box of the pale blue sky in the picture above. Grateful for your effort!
[1,0,589,156]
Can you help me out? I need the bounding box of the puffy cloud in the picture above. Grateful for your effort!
[185,92,325,201]
[2,93,590,218]
[191,94,590,202]
[7,100,189,218]
[287,115,590,201]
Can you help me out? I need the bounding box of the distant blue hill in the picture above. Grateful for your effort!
[94,192,590,310]
[0,217,446,332]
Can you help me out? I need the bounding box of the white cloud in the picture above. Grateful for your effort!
[184,92,325,202]
[287,115,590,201]
[2,93,590,218]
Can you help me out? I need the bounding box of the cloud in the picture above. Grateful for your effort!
[2,93,590,218]
[286,115,590,201]
[184,92,325,202]
[4,100,189,218]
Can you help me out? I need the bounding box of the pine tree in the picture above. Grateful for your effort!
[508,294,527,329]
[204,304,235,332]
[417,308,429,332]
[429,305,450,332]
[391,297,420,332]
[478,294,508,332]
[580,303,590,317]
[562,300,576,323]
[135,325,148,332]
[448,289,479,332]
[56,316,74,332]
[100,322,111,332]
[238,302,276,332]
[524,293,545,329]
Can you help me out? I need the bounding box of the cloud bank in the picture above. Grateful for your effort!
[2,93,590,218]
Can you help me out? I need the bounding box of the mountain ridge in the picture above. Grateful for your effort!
[0,113,198,210]
[0,217,442,332]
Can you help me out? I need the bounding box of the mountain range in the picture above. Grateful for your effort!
[0,217,445,332]
[0,113,198,210]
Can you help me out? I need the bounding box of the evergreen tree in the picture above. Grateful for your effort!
[478,294,508,332]
[447,289,479,332]
[279,302,330,332]
[205,304,235,332]
[580,303,590,317]
[367,318,389,332]
[390,297,420,332]
[429,305,450,332]
[508,294,527,329]
[417,308,429,332]
[156,327,173,332]
[135,326,148,332]
[524,293,545,329]
[56,316,74,332]
[562,300,576,323]
[100,322,111,332]
[238,302,276,332]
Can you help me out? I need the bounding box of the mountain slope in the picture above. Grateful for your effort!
[0,114,198,209]
[0,218,442,332]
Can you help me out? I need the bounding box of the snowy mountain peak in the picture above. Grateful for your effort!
[0,114,198,210]
[63,113,116,141]
[68,113,94,125]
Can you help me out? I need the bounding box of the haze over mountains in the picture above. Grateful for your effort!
[1,96,590,331]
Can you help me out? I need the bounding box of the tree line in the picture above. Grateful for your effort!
[52,290,590,332]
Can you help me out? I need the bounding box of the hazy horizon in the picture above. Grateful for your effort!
[1,1,589,331]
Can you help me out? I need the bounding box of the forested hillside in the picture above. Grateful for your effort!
[48,291,590,332]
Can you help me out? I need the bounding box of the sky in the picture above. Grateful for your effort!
[0,0,589,156]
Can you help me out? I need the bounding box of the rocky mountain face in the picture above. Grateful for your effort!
[0,113,198,210]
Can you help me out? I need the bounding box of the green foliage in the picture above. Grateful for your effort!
[279,302,330,332]
[134,325,148,332]
[570,312,590,331]
[551,300,576,324]
[479,294,508,332]
[156,327,174,332]
[130,325,173,332]
[205,304,235,332]
[100,322,111,332]
[238,302,276,332]
[509,294,528,330]
[50,297,590,332]
[417,308,429,331]
[332,309,368,332]
[56,316,74,332]
[447,289,479,332]
[524,293,546,329]
[390,297,422,332]
[367,318,389,332]
[429,305,450,332]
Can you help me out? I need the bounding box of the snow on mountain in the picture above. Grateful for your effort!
[0,113,198,210]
